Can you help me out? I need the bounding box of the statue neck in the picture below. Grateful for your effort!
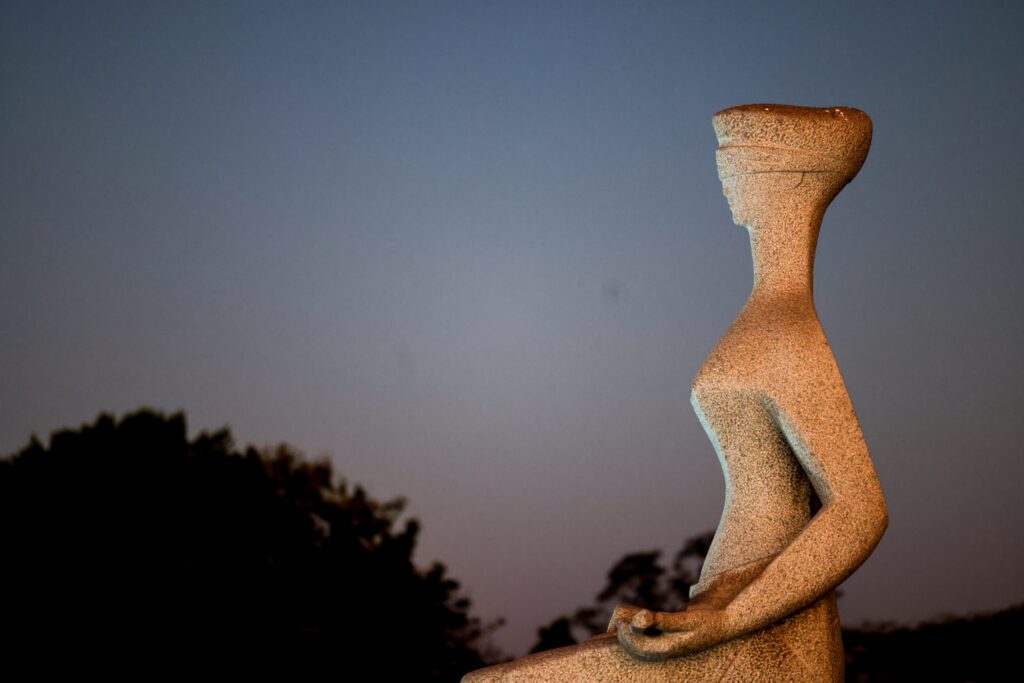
[745,209,823,305]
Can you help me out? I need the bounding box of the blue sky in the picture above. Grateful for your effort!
[2,1,1022,653]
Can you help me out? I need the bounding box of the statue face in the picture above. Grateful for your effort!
[719,174,761,227]
[719,172,819,227]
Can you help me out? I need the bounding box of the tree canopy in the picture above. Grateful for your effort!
[0,409,496,678]
[5,408,1018,681]
[530,530,714,653]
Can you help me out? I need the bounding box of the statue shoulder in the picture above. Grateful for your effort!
[694,306,835,391]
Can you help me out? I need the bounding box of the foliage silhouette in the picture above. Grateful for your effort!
[842,604,1024,682]
[0,409,498,678]
[530,530,714,653]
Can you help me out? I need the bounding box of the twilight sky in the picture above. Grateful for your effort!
[2,0,1022,655]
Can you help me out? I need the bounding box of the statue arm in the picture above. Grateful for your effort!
[617,349,888,660]
[716,369,888,633]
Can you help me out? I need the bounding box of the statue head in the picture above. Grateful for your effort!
[712,105,872,227]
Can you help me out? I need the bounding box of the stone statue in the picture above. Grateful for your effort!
[463,104,888,682]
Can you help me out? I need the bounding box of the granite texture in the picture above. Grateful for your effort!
[463,104,887,682]
[464,592,841,681]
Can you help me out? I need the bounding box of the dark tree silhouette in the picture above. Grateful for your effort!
[530,530,715,653]
[0,409,499,678]
[842,604,1024,682]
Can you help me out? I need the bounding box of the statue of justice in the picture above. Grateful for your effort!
[464,104,888,682]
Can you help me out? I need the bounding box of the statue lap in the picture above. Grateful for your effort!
[462,592,842,682]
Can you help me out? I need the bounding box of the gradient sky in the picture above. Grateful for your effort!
[3,1,1023,655]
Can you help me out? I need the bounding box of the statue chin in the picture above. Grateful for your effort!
[728,208,747,227]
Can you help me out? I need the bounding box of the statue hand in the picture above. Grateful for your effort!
[606,603,644,633]
[614,606,734,661]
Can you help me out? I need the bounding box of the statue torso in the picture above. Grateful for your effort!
[688,297,828,600]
